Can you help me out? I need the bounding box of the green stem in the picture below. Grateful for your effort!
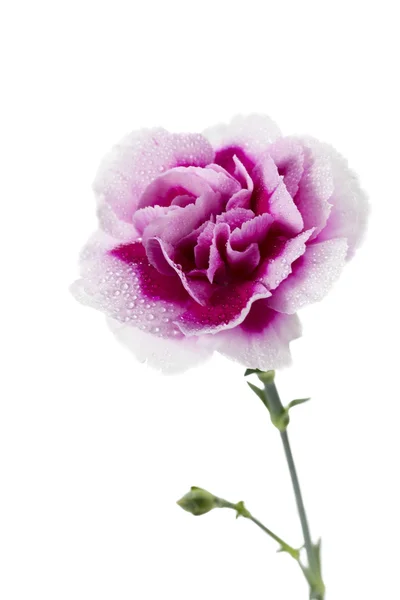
[280,429,316,573]
[218,498,300,560]
[247,514,299,559]
[268,379,325,599]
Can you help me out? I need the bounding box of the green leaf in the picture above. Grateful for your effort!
[313,538,322,572]
[247,382,268,407]
[287,397,311,409]
[244,368,262,377]
[277,544,301,560]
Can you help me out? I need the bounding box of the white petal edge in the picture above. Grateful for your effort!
[203,114,282,160]
[215,310,302,371]
[267,238,348,314]
[107,317,215,374]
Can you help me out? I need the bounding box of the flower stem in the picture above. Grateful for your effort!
[268,379,325,599]
[218,498,301,560]
[280,429,316,571]
[247,514,300,559]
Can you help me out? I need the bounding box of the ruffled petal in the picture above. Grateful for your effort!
[142,190,224,247]
[293,137,334,239]
[204,114,281,174]
[225,158,254,209]
[257,228,315,290]
[138,169,212,209]
[94,128,214,223]
[268,137,305,198]
[267,238,348,314]
[138,164,239,210]
[226,242,260,274]
[215,305,301,371]
[230,212,274,250]
[216,208,254,230]
[252,156,304,235]
[97,200,138,242]
[133,205,179,235]
[313,143,369,257]
[144,237,212,305]
[207,223,229,284]
[181,165,241,197]
[71,234,189,340]
[107,318,215,374]
[176,281,271,336]
[194,222,215,269]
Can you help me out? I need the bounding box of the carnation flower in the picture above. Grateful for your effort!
[72,115,368,373]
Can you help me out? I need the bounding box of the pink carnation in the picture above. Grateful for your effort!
[72,115,368,373]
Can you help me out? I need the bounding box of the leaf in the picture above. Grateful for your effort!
[287,397,311,409]
[244,368,262,377]
[247,382,267,406]
[313,538,322,572]
[277,545,301,560]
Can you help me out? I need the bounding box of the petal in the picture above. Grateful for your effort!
[144,237,176,275]
[207,223,230,284]
[225,187,252,210]
[267,238,348,314]
[226,242,260,274]
[268,138,305,198]
[230,212,274,251]
[252,156,304,235]
[94,128,214,223]
[176,281,271,336]
[142,190,224,247]
[215,305,301,371]
[138,168,214,209]
[133,204,179,235]
[97,200,138,242]
[179,165,241,197]
[71,234,189,340]
[203,114,282,172]
[293,137,334,238]
[107,317,215,374]
[194,222,215,269]
[144,237,212,305]
[232,154,255,189]
[257,228,315,290]
[313,142,369,257]
[216,207,254,230]
[225,155,255,209]
[171,194,198,207]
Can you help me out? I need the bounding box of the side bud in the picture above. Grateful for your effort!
[176,487,221,516]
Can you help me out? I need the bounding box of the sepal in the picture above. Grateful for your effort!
[176,486,220,516]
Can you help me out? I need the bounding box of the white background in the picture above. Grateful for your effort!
[1,1,399,599]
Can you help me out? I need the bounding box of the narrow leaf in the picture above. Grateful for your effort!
[247,381,266,404]
[288,397,311,409]
[244,368,262,377]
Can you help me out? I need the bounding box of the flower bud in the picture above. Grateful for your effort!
[176,487,220,516]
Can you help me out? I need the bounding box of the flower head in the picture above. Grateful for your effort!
[72,115,368,373]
